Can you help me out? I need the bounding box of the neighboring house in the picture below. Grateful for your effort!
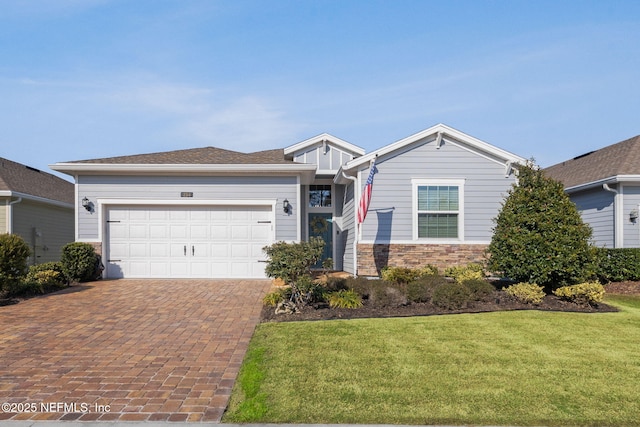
[50,124,525,279]
[0,157,74,264]
[545,134,640,249]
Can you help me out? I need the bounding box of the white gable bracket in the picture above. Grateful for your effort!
[435,131,444,149]
[505,161,513,178]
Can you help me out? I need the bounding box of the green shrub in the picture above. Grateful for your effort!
[553,282,605,306]
[444,263,485,283]
[381,265,440,284]
[418,264,439,276]
[432,282,472,310]
[488,163,595,290]
[346,276,375,299]
[60,242,99,283]
[504,282,545,305]
[370,282,408,308]
[0,233,31,294]
[262,288,292,307]
[26,262,67,291]
[406,275,447,303]
[596,248,640,282]
[328,290,363,309]
[296,275,325,304]
[463,279,495,301]
[325,276,349,292]
[381,266,420,284]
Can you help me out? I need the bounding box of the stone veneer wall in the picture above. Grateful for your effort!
[85,242,103,256]
[357,243,488,277]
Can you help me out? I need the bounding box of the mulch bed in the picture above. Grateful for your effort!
[260,282,636,323]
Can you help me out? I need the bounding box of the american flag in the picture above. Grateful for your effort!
[357,157,377,225]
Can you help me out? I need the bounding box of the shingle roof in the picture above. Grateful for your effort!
[0,157,74,204]
[67,147,292,165]
[544,135,640,188]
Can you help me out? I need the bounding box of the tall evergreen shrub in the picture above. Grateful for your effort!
[488,163,595,290]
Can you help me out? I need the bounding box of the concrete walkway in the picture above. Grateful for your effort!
[0,279,271,422]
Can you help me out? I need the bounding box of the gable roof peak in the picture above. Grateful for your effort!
[284,133,365,157]
[343,123,525,171]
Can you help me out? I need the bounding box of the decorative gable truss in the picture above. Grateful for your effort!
[285,133,365,174]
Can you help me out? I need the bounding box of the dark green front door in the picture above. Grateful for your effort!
[308,213,333,268]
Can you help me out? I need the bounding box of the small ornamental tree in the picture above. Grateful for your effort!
[263,237,324,306]
[488,162,595,290]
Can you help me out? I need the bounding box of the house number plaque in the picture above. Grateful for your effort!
[180,192,194,197]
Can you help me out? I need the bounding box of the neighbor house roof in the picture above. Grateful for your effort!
[0,157,74,205]
[544,135,640,189]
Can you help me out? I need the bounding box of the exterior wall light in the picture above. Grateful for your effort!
[82,197,92,212]
[283,199,290,213]
[630,209,638,223]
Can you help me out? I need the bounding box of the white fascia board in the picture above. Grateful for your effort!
[564,175,640,193]
[0,190,74,209]
[343,123,526,172]
[50,162,317,183]
[284,133,365,156]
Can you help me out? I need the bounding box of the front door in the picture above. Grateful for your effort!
[308,213,333,268]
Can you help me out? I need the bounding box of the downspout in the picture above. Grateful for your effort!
[341,170,359,276]
[7,197,22,233]
[603,184,622,248]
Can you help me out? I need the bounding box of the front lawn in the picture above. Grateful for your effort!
[224,295,640,426]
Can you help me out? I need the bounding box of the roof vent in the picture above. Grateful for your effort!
[25,165,41,173]
[572,150,596,160]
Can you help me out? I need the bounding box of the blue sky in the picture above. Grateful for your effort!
[1,0,639,181]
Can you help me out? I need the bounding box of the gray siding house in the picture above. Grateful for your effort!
[545,135,640,249]
[51,124,525,279]
[0,157,75,264]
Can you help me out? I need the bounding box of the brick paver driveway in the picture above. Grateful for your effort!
[0,279,270,422]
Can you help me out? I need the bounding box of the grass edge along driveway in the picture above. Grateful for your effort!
[224,295,640,426]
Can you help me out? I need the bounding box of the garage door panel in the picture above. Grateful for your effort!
[109,224,128,239]
[149,262,169,276]
[251,224,270,240]
[231,225,249,240]
[211,225,229,240]
[251,243,266,258]
[169,210,188,220]
[231,243,250,258]
[149,243,169,257]
[107,205,273,279]
[189,225,209,240]
[129,243,148,257]
[129,225,148,239]
[170,225,188,239]
[211,244,229,257]
[129,262,149,277]
[149,225,169,239]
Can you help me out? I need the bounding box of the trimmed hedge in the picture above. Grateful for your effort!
[596,248,640,282]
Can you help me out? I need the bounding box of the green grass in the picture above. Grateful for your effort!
[224,295,640,426]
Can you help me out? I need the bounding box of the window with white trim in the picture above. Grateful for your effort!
[413,179,464,240]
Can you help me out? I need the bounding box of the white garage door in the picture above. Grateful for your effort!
[105,205,273,278]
